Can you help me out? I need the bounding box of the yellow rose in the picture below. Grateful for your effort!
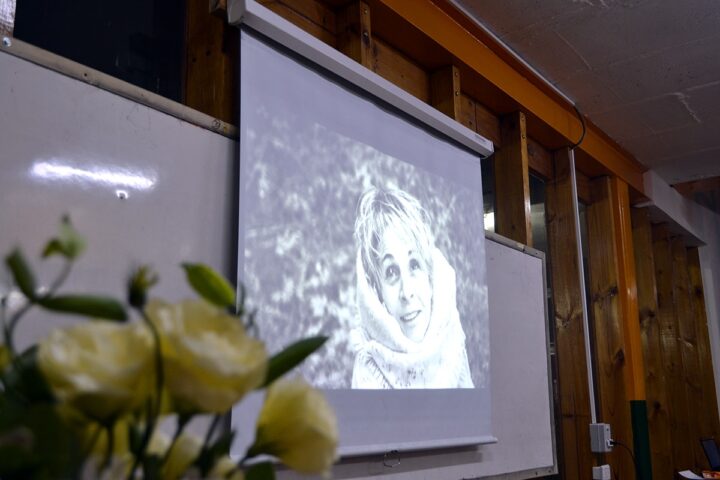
[146,299,268,414]
[37,322,153,422]
[252,377,338,476]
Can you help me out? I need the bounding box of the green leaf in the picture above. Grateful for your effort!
[181,263,235,308]
[38,295,127,321]
[262,336,328,387]
[246,462,275,480]
[41,216,85,260]
[4,250,36,300]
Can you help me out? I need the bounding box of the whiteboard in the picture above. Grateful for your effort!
[0,48,555,478]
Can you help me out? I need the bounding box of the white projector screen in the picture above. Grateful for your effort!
[232,29,493,455]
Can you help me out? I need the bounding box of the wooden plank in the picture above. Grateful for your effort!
[185,0,238,124]
[429,65,461,120]
[336,1,372,68]
[586,176,634,480]
[652,225,694,471]
[631,208,674,479]
[671,238,705,471]
[546,147,594,480]
[258,0,336,47]
[527,136,552,180]
[458,93,477,133]
[609,177,645,402]
[673,176,720,196]
[576,170,592,205]
[687,247,720,443]
[475,100,501,145]
[371,35,430,103]
[494,111,532,246]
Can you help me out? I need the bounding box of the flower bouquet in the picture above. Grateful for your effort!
[0,217,337,479]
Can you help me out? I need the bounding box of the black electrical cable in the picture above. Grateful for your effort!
[569,104,587,151]
[610,439,638,475]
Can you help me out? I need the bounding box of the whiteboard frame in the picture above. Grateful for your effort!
[226,0,494,160]
[484,231,558,478]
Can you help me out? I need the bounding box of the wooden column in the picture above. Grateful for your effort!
[586,176,643,480]
[631,208,673,479]
[494,111,532,246]
[546,147,593,480]
[687,248,720,443]
[184,0,238,124]
[336,1,372,68]
[430,65,461,120]
[672,238,705,470]
[652,225,694,470]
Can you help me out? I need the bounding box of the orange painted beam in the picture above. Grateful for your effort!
[375,0,646,195]
[610,177,645,400]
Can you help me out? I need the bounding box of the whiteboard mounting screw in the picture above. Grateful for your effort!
[2,37,11,47]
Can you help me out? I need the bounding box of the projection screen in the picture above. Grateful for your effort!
[232,28,493,455]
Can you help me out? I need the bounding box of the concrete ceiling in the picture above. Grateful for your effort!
[454,0,720,210]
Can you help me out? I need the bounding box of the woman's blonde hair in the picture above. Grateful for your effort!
[354,187,434,301]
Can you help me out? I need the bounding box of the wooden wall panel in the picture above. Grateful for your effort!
[371,36,429,103]
[429,65,461,120]
[652,225,694,471]
[546,147,594,480]
[586,177,634,480]
[259,0,336,46]
[336,1,372,68]
[185,0,238,123]
[687,247,720,444]
[672,238,705,470]
[632,208,673,479]
[494,111,532,246]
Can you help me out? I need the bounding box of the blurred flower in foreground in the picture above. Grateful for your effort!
[37,322,152,422]
[146,299,268,414]
[251,377,338,476]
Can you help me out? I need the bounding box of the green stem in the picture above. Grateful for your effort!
[126,308,165,480]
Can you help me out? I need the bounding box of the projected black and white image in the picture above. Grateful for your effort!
[351,187,473,388]
[240,121,489,390]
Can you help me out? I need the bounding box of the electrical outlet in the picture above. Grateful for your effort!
[592,464,611,480]
[590,423,613,453]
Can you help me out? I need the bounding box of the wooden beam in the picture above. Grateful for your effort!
[673,176,720,196]
[185,0,238,124]
[494,111,532,246]
[632,208,674,479]
[586,176,635,480]
[671,238,705,471]
[652,225,694,471]
[687,248,720,443]
[546,147,594,480]
[609,178,645,401]
[336,1,372,68]
[374,0,646,195]
[429,65,461,120]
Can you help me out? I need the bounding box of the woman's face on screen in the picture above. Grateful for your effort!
[377,228,432,342]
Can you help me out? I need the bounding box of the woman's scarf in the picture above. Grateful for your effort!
[350,247,473,388]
